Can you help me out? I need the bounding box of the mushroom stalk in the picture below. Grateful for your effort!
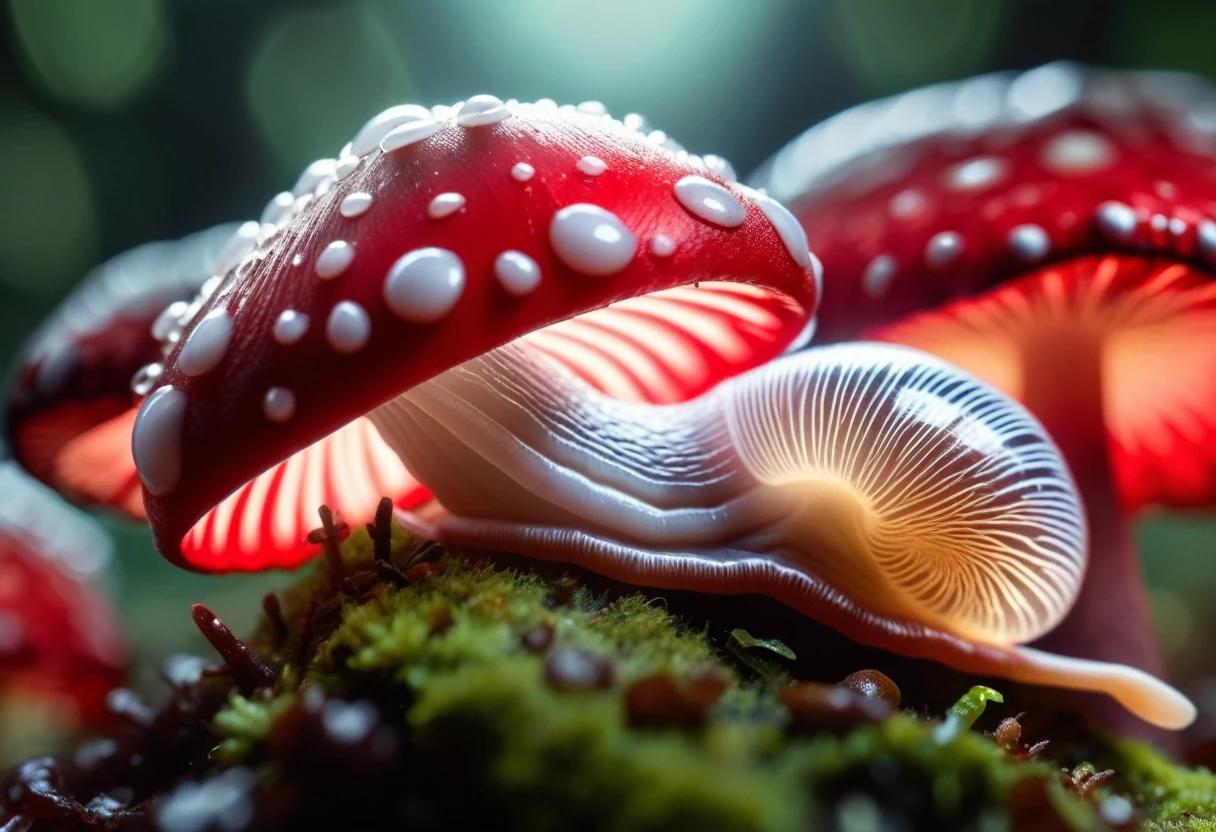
[1019,328,1165,680]
[368,340,1193,729]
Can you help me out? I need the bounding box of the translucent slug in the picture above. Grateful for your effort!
[369,340,1195,730]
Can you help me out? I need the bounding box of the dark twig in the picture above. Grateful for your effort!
[365,497,394,563]
[191,604,276,693]
[262,593,289,646]
[307,505,350,581]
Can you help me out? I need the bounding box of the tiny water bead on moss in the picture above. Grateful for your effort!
[8,515,1216,831]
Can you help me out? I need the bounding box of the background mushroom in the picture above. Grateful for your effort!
[750,63,1216,703]
[5,223,242,517]
[0,463,127,731]
[131,97,819,572]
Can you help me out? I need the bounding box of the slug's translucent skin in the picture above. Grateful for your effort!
[370,340,1194,729]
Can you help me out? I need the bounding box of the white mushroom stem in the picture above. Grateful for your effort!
[368,340,1194,729]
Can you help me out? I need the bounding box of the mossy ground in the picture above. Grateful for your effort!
[195,523,1216,831]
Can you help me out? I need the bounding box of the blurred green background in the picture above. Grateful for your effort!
[2,0,1216,749]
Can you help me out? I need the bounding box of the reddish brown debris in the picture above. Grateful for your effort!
[262,593,289,645]
[779,681,892,734]
[267,687,399,784]
[1060,764,1116,799]
[624,666,732,728]
[839,669,900,706]
[374,559,410,589]
[990,713,1050,761]
[405,561,440,583]
[104,687,156,730]
[1008,777,1075,832]
[520,621,555,654]
[306,505,350,581]
[191,603,276,693]
[365,497,394,563]
[544,649,615,692]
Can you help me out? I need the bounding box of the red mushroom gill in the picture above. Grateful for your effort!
[0,464,127,727]
[5,223,242,518]
[134,97,819,572]
[752,63,1216,695]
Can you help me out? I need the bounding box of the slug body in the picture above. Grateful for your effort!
[370,340,1195,730]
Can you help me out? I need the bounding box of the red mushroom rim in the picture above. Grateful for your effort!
[129,96,821,572]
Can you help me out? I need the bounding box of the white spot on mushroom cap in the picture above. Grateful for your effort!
[351,104,432,156]
[334,155,360,182]
[384,247,466,323]
[673,176,747,228]
[1096,201,1137,242]
[340,192,373,218]
[1042,130,1117,174]
[380,119,441,153]
[577,100,608,116]
[736,184,812,268]
[263,388,296,423]
[549,204,638,276]
[152,301,191,341]
[702,154,737,183]
[456,95,511,127]
[293,159,336,196]
[177,309,233,377]
[427,192,466,220]
[274,310,309,345]
[1008,224,1051,261]
[131,362,163,396]
[315,241,355,280]
[1199,220,1216,265]
[649,234,676,257]
[511,162,534,182]
[1008,63,1083,121]
[925,231,964,269]
[214,222,260,276]
[576,156,607,176]
[260,191,295,226]
[946,156,1008,191]
[132,385,187,496]
[863,255,897,298]
[889,189,926,219]
[494,250,541,296]
[326,301,371,354]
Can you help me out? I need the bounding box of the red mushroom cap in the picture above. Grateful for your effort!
[5,224,242,518]
[0,465,127,726]
[135,98,819,572]
[752,63,1216,512]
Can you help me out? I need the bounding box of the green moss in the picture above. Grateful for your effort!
[1105,737,1216,829]
[210,528,1216,830]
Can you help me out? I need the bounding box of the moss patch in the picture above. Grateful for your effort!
[202,524,1216,831]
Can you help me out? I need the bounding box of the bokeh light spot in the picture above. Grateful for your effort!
[245,1,415,175]
[828,0,1008,94]
[9,0,169,110]
[0,99,99,294]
